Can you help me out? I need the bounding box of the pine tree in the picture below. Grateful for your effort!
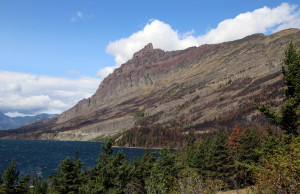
[189,138,213,177]
[147,148,180,193]
[210,129,235,182]
[15,174,30,194]
[51,151,84,193]
[3,160,19,194]
[262,135,284,156]
[79,139,131,193]
[257,42,299,136]
[237,128,261,164]
[236,127,261,186]
[30,176,48,194]
[186,130,196,167]
[0,174,3,194]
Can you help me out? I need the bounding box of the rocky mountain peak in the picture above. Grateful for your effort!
[133,43,154,59]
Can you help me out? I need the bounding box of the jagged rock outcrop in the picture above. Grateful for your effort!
[1,28,300,141]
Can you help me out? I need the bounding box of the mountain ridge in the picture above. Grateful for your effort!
[1,28,300,142]
[0,112,57,130]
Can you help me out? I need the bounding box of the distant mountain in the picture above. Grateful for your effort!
[0,112,57,130]
[1,28,299,143]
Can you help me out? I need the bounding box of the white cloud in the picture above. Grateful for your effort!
[0,71,101,116]
[196,3,300,44]
[77,11,83,19]
[96,66,118,78]
[71,11,84,22]
[68,70,81,75]
[98,3,300,78]
[106,20,197,66]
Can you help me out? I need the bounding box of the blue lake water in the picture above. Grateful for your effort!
[0,139,156,178]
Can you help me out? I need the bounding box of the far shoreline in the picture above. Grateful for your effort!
[0,138,162,150]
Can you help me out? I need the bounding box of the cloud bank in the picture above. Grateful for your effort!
[0,71,101,116]
[99,3,300,78]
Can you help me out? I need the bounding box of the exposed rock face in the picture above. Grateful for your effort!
[1,28,300,141]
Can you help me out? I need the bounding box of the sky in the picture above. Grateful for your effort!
[0,0,300,117]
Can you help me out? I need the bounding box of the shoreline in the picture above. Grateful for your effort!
[0,138,162,150]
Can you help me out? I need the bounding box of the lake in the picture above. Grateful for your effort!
[0,139,156,178]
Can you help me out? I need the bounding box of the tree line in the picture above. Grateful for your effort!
[0,128,298,193]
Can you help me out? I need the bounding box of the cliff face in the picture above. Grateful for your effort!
[1,28,300,141]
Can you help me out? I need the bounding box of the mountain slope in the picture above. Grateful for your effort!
[0,112,57,130]
[1,28,300,141]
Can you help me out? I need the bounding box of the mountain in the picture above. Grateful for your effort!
[0,112,57,130]
[1,28,299,142]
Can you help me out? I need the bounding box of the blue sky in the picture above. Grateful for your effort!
[0,0,300,116]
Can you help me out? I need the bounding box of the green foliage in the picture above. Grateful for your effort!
[255,137,300,193]
[0,174,2,194]
[29,176,48,194]
[3,160,19,194]
[236,128,261,164]
[174,167,216,194]
[15,174,30,194]
[189,138,213,177]
[235,127,261,187]
[2,127,296,193]
[283,42,300,99]
[50,151,84,193]
[262,135,284,156]
[135,109,145,124]
[257,42,300,135]
[147,148,181,193]
[210,129,235,182]
[101,138,114,156]
[189,129,235,188]
[1,160,31,194]
[80,139,132,193]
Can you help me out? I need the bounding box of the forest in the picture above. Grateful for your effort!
[0,43,299,193]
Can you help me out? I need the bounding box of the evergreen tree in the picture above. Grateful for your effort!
[147,148,181,193]
[29,176,48,194]
[257,42,300,136]
[51,151,84,193]
[237,128,261,164]
[15,174,30,194]
[189,138,213,177]
[3,160,19,194]
[185,130,196,167]
[79,139,131,193]
[262,135,284,156]
[124,157,145,193]
[236,127,261,186]
[0,174,3,194]
[124,149,156,193]
[101,138,114,156]
[140,149,156,179]
[210,129,235,183]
